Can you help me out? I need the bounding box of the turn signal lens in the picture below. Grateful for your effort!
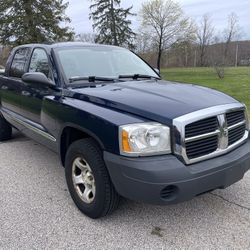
[122,130,132,152]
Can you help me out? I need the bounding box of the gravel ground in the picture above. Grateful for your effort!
[0,131,250,250]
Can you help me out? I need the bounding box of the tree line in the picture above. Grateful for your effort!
[0,0,249,69]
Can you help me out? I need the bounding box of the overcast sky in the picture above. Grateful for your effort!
[65,0,250,39]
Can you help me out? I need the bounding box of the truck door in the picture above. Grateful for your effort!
[0,47,31,116]
[19,48,55,124]
[17,47,58,150]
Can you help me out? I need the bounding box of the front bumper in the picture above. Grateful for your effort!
[104,139,250,205]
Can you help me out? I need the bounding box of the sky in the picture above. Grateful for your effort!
[65,0,250,39]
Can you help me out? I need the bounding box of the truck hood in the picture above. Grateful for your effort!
[68,80,238,125]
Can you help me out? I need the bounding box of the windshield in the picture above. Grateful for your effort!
[56,46,159,82]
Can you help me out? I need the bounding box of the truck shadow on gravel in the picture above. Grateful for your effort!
[7,129,32,142]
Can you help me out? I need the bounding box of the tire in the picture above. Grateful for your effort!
[65,138,120,219]
[0,114,12,141]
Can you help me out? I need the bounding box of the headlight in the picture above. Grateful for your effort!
[119,123,171,156]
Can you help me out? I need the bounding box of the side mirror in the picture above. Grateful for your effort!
[154,68,160,75]
[22,72,55,87]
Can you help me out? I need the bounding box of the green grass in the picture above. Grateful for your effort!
[161,67,250,119]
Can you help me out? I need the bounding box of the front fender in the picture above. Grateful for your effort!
[44,96,147,155]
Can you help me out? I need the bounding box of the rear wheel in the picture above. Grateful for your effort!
[0,114,12,141]
[65,138,120,219]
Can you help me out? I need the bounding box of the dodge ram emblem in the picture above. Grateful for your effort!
[223,128,229,137]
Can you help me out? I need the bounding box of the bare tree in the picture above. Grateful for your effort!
[140,0,194,70]
[223,13,241,64]
[134,33,153,54]
[75,33,96,43]
[196,14,214,66]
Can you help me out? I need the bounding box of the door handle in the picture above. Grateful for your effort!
[21,91,31,96]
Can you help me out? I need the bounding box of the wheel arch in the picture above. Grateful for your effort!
[59,123,105,167]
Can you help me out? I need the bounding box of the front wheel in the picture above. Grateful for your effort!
[65,138,120,219]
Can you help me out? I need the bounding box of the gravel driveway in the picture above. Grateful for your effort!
[0,131,250,250]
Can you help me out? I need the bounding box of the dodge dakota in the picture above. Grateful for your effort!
[0,42,249,218]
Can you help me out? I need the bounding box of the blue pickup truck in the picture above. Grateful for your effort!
[0,42,249,218]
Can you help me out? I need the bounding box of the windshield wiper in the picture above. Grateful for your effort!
[119,74,161,80]
[69,76,117,83]
[69,74,160,84]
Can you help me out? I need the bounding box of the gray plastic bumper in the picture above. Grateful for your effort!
[104,139,250,205]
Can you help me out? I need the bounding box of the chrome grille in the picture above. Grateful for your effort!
[173,104,249,165]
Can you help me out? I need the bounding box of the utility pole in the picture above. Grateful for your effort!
[194,49,197,67]
[185,46,188,67]
[235,43,239,67]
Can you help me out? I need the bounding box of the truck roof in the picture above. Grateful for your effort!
[15,42,123,50]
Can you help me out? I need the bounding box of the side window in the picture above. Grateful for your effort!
[9,48,30,78]
[29,49,51,79]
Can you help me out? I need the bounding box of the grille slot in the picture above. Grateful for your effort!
[186,135,218,159]
[228,124,246,146]
[185,116,219,159]
[185,116,218,137]
[227,109,246,146]
[226,110,245,127]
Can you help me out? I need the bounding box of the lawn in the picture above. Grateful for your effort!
[161,67,250,119]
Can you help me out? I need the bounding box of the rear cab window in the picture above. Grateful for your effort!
[9,48,31,78]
